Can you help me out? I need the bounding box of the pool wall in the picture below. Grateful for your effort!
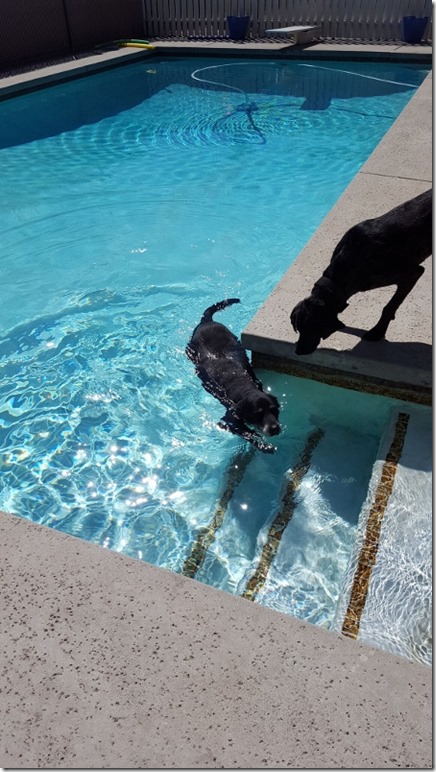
[0,44,432,768]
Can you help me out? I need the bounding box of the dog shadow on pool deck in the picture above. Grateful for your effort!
[335,327,432,372]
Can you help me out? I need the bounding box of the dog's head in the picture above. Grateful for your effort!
[236,392,281,436]
[290,296,344,355]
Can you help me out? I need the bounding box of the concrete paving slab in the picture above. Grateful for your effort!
[150,39,433,63]
[363,74,432,181]
[0,48,154,98]
[145,39,289,55]
[306,42,432,59]
[0,510,431,769]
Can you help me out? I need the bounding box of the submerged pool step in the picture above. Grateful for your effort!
[332,406,432,666]
[182,444,256,579]
[182,425,326,592]
[340,411,410,640]
[241,427,324,601]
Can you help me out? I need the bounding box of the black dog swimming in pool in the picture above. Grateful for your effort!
[186,298,281,453]
[290,189,432,355]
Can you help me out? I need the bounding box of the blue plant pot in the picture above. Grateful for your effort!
[401,16,429,44]
[227,15,250,40]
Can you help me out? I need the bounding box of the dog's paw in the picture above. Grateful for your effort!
[218,419,276,454]
[257,441,276,454]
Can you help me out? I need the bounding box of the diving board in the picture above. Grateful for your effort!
[265,25,321,44]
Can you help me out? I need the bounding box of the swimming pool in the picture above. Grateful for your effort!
[0,57,430,638]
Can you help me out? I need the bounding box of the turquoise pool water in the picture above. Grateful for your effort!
[0,57,429,627]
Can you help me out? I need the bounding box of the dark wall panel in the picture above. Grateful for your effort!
[64,0,146,51]
[0,0,146,71]
[0,0,71,68]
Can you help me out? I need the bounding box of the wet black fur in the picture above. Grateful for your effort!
[187,299,281,453]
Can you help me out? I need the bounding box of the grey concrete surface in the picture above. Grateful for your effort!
[0,511,432,769]
[152,38,432,63]
[242,73,432,402]
[0,48,155,98]
[0,44,432,770]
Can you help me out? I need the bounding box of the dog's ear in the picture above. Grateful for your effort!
[269,394,280,411]
[290,303,301,332]
[290,297,314,332]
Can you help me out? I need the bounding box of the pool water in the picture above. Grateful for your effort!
[0,57,430,630]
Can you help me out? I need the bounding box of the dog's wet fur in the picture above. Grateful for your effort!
[291,189,432,355]
[187,299,281,453]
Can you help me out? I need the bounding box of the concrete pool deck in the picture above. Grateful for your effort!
[0,508,432,769]
[0,43,432,768]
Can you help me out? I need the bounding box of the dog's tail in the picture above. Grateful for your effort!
[200,298,240,324]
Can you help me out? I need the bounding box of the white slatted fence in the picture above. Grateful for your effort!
[143,0,432,41]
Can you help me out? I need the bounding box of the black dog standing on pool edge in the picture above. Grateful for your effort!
[186,299,281,454]
[290,189,432,355]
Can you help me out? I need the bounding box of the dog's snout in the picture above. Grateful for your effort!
[295,338,319,356]
[263,418,281,437]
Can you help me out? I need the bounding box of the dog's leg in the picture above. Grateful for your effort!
[364,266,425,341]
[218,412,276,454]
[244,359,263,390]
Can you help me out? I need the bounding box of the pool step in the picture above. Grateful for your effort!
[241,427,324,601]
[182,444,256,579]
[235,420,372,625]
[332,406,432,666]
